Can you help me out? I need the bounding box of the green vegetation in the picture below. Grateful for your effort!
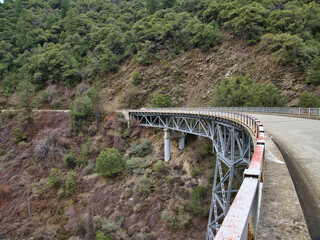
[189,186,207,216]
[130,138,152,157]
[63,149,77,169]
[154,160,164,172]
[1,0,320,106]
[96,148,125,178]
[199,142,213,157]
[211,75,285,107]
[161,199,192,229]
[191,167,202,177]
[95,231,112,240]
[65,171,76,196]
[47,168,63,188]
[298,91,320,107]
[132,71,143,85]
[151,93,172,108]
[69,95,94,129]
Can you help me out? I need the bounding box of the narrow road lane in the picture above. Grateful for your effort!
[253,114,320,240]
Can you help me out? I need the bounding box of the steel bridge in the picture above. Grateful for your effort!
[128,108,265,240]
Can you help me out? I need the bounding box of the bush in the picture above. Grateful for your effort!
[77,143,88,165]
[96,148,125,177]
[11,127,27,143]
[211,75,285,107]
[154,160,164,172]
[223,2,269,43]
[199,142,212,157]
[34,129,69,165]
[189,186,207,216]
[261,33,304,65]
[307,57,320,84]
[137,175,155,193]
[161,210,177,228]
[47,168,63,188]
[95,231,112,240]
[69,95,94,129]
[151,93,172,107]
[298,91,320,107]
[65,171,76,197]
[130,138,152,157]
[191,167,202,177]
[132,71,143,85]
[64,149,77,169]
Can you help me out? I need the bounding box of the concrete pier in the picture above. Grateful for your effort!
[164,129,170,161]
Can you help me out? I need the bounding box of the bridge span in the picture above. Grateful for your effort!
[127,108,317,239]
[253,114,320,240]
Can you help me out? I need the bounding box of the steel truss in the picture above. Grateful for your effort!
[130,112,254,239]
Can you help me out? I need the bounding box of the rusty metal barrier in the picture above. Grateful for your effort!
[129,107,265,239]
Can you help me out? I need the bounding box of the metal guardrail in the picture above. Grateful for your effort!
[204,107,320,117]
[129,108,265,239]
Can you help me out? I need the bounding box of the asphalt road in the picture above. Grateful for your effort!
[253,114,320,240]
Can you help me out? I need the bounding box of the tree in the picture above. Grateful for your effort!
[307,57,320,84]
[211,75,285,107]
[61,0,70,18]
[298,91,320,107]
[96,148,125,177]
[261,33,305,65]
[151,93,172,107]
[69,95,94,129]
[223,2,269,44]
[146,0,158,14]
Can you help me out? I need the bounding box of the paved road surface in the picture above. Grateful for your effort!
[253,114,320,240]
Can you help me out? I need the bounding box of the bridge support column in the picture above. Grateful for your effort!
[179,137,185,150]
[164,129,170,161]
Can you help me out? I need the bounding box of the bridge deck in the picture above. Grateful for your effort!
[254,114,319,240]
[257,134,309,239]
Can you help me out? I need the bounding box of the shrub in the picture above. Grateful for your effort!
[261,33,304,65]
[132,71,143,85]
[96,148,125,177]
[47,168,63,188]
[191,167,202,177]
[307,57,320,84]
[11,127,27,143]
[189,186,207,216]
[223,2,269,43]
[161,198,192,229]
[95,231,112,240]
[69,95,94,129]
[137,175,155,193]
[7,111,14,119]
[298,91,320,107]
[64,149,77,169]
[34,129,69,165]
[154,160,164,172]
[130,138,152,157]
[77,143,88,165]
[161,210,177,228]
[151,93,172,108]
[211,75,285,107]
[199,142,212,157]
[65,171,76,196]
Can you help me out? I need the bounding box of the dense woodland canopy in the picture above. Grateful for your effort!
[0,0,320,105]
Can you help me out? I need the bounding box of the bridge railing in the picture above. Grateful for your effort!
[203,107,320,117]
[129,108,265,239]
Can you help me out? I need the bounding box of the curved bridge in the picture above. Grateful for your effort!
[128,108,265,240]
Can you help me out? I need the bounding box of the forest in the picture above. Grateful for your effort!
[0,0,320,106]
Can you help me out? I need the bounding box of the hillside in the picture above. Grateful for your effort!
[0,111,216,239]
[1,0,320,109]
